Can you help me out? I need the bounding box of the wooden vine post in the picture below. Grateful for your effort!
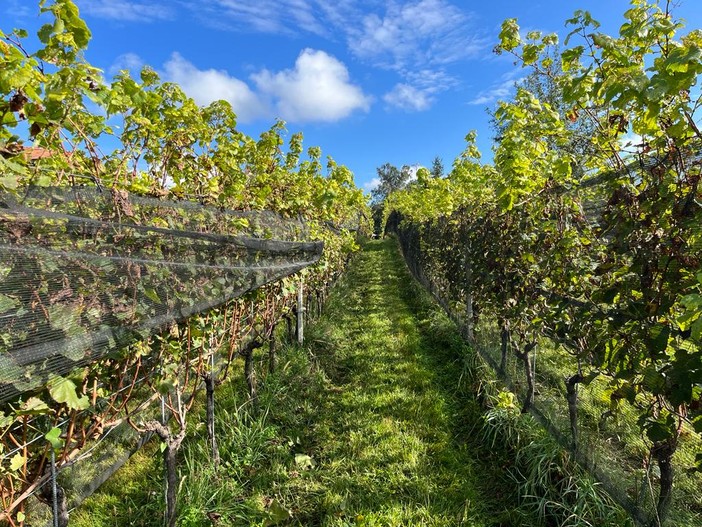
[462,240,475,344]
[565,372,583,453]
[268,324,277,374]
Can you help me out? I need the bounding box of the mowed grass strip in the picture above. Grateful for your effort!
[284,238,497,526]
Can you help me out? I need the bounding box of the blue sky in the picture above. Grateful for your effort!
[3,0,702,192]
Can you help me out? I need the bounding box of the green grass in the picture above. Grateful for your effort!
[264,237,501,526]
[474,314,702,525]
[72,238,526,526]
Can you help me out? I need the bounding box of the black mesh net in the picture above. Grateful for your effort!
[0,187,323,404]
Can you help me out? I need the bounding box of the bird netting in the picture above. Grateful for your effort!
[0,186,323,405]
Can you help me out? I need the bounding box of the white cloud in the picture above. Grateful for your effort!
[194,0,326,36]
[619,131,648,157]
[75,0,173,22]
[161,50,368,124]
[109,53,145,75]
[252,49,371,123]
[192,1,487,73]
[163,53,268,123]
[468,75,522,105]
[187,1,489,111]
[405,164,421,182]
[384,84,433,112]
[347,0,487,70]
[364,177,381,192]
[384,69,457,111]
[404,69,456,91]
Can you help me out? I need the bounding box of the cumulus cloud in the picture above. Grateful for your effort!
[75,0,174,22]
[185,1,489,111]
[252,49,371,123]
[163,53,268,123]
[160,50,369,124]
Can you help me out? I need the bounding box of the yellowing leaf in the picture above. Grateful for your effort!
[9,453,26,472]
[294,453,315,470]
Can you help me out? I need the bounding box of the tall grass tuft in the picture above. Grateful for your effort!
[480,388,632,527]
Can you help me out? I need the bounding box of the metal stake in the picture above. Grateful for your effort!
[50,449,59,527]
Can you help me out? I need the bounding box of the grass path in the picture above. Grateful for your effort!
[73,238,510,526]
[280,238,500,526]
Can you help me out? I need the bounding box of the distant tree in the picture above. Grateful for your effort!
[370,162,410,236]
[370,162,409,204]
[430,156,444,178]
[400,164,414,183]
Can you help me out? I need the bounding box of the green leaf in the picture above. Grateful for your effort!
[9,453,26,472]
[16,397,51,416]
[498,18,521,52]
[294,453,315,470]
[34,174,53,187]
[522,43,541,65]
[641,367,665,394]
[264,500,292,526]
[48,376,90,410]
[143,288,162,304]
[157,379,175,395]
[0,294,18,314]
[646,421,671,442]
[0,173,21,189]
[45,427,63,449]
[62,0,91,48]
[691,318,702,341]
[644,412,676,443]
[48,304,80,333]
[681,294,702,310]
[0,412,13,427]
[647,324,670,356]
[37,23,53,44]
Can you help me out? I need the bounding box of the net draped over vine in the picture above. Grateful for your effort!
[0,187,323,404]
